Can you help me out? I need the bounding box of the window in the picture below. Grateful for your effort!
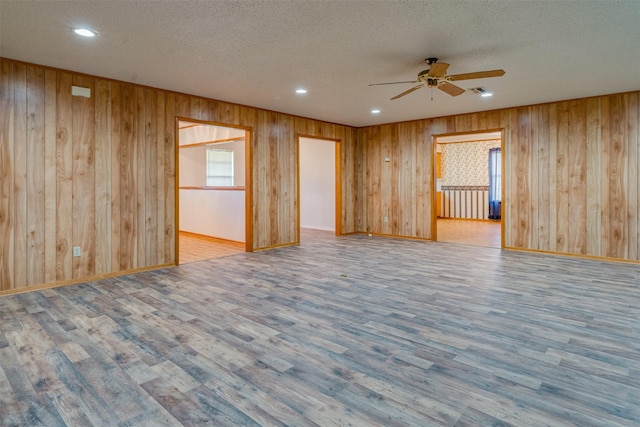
[488,147,501,219]
[206,148,234,186]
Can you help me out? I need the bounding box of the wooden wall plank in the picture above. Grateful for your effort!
[135,87,146,268]
[56,72,73,281]
[529,106,539,250]
[381,125,393,235]
[355,127,366,233]
[555,101,570,254]
[350,127,359,234]
[164,93,177,264]
[26,65,46,286]
[512,107,530,248]
[537,104,551,251]
[71,75,96,278]
[387,125,399,235]
[43,69,57,283]
[586,97,602,256]
[267,112,279,246]
[119,83,136,270]
[281,115,296,244]
[627,93,639,260]
[13,62,27,289]
[0,60,15,290]
[416,121,431,238]
[600,96,612,256]
[144,87,158,266]
[110,81,122,271]
[567,99,587,254]
[94,79,112,275]
[156,91,166,264]
[547,103,558,252]
[334,127,348,233]
[635,93,640,260]
[254,110,269,247]
[397,123,414,236]
[368,126,382,234]
[500,110,512,247]
[603,94,627,258]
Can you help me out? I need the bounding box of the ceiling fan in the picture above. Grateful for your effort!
[370,57,505,100]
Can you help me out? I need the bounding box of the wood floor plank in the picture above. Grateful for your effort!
[139,376,214,426]
[1,230,639,426]
[178,231,244,264]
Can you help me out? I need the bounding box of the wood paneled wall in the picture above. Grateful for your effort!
[0,58,358,291]
[1,55,637,292]
[357,92,640,261]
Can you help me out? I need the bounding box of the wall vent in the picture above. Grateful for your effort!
[71,86,91,98]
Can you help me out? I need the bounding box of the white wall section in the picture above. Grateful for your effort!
[300,137,335,232]
[179,189,245,242]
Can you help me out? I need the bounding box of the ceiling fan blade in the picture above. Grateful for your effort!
[449,69,505,81]
[427,62,449,77]
[438,82,465,97]
[391,84,424,100]
[369,80,418,86]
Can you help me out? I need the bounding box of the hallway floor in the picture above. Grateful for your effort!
[437,218,501,248]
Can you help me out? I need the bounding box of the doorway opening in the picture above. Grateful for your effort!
[432,130,503,248]
[177,119,253,263]
[298,136,342,242]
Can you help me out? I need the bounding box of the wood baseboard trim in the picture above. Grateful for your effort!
[504,246,640,265]
[438,218,500,223]
[357,232,432,242]
[253,241,300,252]
[0,263,175,298]
[179,230,244,245]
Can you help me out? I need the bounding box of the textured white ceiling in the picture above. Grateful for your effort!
[1,1,639,127]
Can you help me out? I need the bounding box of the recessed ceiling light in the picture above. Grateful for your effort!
[295,88,307,94]
[73,28,99,37]
[481,93,493,97]
[371,109,381,114]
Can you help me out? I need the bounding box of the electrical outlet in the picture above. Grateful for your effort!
[73,246,81,257]
[383,216,388,223]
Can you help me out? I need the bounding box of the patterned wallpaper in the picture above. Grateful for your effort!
[439,140,501,186]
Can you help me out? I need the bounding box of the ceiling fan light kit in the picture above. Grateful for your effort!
[469,87,493,97]
[369,57,505,100]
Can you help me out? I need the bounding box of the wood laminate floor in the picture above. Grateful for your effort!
[437,218,501,248]
[179,231,245,264]
[1,232,639,426]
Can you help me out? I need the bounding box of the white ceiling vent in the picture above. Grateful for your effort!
[469,87,488,95]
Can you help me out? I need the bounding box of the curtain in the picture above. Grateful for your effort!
[488,148,501,220]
